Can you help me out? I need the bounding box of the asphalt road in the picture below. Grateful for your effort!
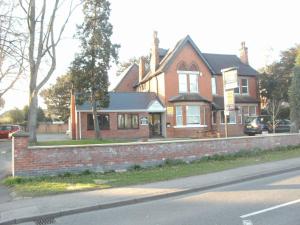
[19,169,300,225]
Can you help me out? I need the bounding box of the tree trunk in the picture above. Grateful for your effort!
[28,92,38,142]
[91,92,101,139]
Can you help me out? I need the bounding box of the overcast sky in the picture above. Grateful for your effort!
[2,0,300,113]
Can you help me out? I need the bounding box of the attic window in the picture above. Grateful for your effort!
[177,61,188,71]
[189,63,199,72]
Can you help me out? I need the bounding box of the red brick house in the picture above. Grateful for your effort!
[71,32,260,139]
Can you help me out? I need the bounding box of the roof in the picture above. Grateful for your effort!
[202,53,259,76]
[169,93,211,103]
[212,95,260,110]
[138,35,259,85]
[76,92,163,111]
[113,63,138,91]
[140,35,214,84]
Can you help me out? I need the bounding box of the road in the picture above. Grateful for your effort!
[18,169,300,225]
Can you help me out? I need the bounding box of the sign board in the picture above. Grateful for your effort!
[140,117,148,125]
[167,107,173,115]
[224,89,235,115]
[222,67,238,90]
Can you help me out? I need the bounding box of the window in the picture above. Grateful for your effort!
[242,106,249,116]
[241,79,248,94]
[220,111,225,124]
[212,111,217,124]
[237,106,243,124]
[178,74,187,93]
[176,106,183,126]
[220,111,236,124]
[186,106,200,125]
[211,77,217,95]
[189,74,198,93]
[249,106,256,116]
[227,111,236,124]
[87,114,110,130]
[118,114,139,129]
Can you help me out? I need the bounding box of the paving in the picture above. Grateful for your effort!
[1,157,300,224]
[0,140,12,204]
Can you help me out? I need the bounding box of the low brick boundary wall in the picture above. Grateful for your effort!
[12,133,300,176]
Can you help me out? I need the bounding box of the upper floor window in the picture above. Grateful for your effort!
[178,74,188,93]
[189,74,198,93]
[241,79,248,94]
[211,77,217,95]
[234,80,240,94]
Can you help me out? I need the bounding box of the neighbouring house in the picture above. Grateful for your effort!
[71,32,260,139]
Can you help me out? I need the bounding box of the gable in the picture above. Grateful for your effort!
[147,100,165,112]
[114,64,139,92]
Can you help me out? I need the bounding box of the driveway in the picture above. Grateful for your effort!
[37,133,70,142]
[0,139,12,203]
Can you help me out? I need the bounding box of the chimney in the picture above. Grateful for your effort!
[139,56,145,82]
[240,41,249,65]
[150,31,159,73]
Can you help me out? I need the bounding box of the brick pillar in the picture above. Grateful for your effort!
[11,131,29,177]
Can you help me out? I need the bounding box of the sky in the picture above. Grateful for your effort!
[2,0,300,113]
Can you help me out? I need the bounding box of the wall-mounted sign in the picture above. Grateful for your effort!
[140,117,148,125]
[167,107,173,115]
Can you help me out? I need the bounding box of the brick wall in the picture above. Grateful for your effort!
[12,133,300,176]
[37,123,68,134]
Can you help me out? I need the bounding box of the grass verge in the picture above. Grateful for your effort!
[33,139,131,146]
[3,145,300,197]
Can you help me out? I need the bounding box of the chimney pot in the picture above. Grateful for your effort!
[139,57,145,82]
[240,41,249,65]
[150,31,159,73]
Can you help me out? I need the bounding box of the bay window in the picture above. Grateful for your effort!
[176,106,183,126]
[186,106,200,125]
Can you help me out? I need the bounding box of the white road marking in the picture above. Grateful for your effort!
[241,198,300,218]
[242,220,253,225]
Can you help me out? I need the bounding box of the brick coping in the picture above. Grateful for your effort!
[28,133,300,150]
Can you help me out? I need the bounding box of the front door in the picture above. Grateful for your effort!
[149,113,162,137]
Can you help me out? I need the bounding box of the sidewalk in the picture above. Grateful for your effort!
[1,157,300,224]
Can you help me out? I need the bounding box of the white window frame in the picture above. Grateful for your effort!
[175,106,183,126]
[211,76,217,95]
[189,74,199,93]
[186,105,200,125]
[178,73,188,93]
[241,78,249,95]
[220,110,237,124]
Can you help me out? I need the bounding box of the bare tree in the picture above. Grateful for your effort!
[19,0,81,142]
[0,0,26,102]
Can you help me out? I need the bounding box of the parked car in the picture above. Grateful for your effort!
[269,119,291,133]
[244,116,271,136]
[0,125,20,139]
